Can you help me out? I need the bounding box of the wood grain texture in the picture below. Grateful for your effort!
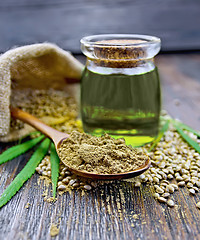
[0,53,200,240]
[0,0,200,53]
[156,54,200,130]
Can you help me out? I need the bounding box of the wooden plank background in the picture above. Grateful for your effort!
[0,0,200,53]
[1,1,200,238]
[0,53,200,239]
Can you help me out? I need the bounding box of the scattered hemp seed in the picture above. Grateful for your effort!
[196,202,200,209]
[155,186,164,194]
[129,121,200,207]
[157,197,167,203]
[178,181,185,187]
[58,131,148,174]
[84,185,92,191]
[153,193,160,199]
[167,199,175,207]
[189,189,196,195]
[36,156,94,195]
[162,193,170,198]
[166,185,174,193]
[134,181,141,187]
[57,185,67,191]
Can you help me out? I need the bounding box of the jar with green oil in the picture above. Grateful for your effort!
[80,34,161,146]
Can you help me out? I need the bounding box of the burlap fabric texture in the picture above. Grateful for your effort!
[0,43,83,142]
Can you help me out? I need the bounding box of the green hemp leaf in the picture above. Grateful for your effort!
[173,123,200,154]
[0,138,50,208]
[50,143,60,199]
[0,135,44,165]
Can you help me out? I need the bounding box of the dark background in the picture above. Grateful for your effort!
[0,0,200,53]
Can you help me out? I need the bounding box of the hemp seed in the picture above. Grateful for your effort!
[157,197,167,203]
[178,181,185,187]
[187,182,193,188]
[196,202,200,209]
[167,199,175,207]
[189,189,196,195]
[135,181,141,187]
[58,185,67,191]
[155,186,164,194]
[69,179,77,186]
[162,193,170,198]
[166,185,174,193]
[84,185,92,191]
[62,178,70,184]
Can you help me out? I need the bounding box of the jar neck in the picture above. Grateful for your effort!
[86,58,156,75]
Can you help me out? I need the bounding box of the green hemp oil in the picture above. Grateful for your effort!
[81,67,161,147]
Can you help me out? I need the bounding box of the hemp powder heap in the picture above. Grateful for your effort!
[58,131,148,174]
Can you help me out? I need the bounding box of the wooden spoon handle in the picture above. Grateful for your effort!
[10,107,67,145]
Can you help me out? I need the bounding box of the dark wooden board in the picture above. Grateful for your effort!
[0,53,200,240]
[0,0,200,53]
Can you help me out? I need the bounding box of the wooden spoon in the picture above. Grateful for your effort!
[11,107,151,180]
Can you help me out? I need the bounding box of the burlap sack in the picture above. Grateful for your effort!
[0,43,84,142]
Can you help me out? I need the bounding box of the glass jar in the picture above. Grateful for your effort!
[80,34,161,146]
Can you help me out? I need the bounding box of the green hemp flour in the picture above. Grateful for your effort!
[58,131,148,174]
